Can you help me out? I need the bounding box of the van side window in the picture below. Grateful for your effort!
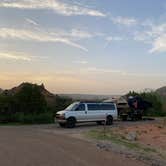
[100,104,115,110]
[87,104,100,110]
[75,104,85,111]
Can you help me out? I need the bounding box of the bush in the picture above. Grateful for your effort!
[0,83,72,124]
[50,95,73,115]
[0,83,54,124]
[32,112,54,124]
[11,112,54,124]
[14,83,47,114]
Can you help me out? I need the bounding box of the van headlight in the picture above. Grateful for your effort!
[56,113,65,119]
[59,113,65,119]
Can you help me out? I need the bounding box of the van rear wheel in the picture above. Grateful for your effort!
[66,117,76,128]
[106,116,113,125]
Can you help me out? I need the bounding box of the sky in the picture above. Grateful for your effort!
[0,0,166,95]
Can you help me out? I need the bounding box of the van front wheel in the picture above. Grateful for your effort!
[66,117,76,128]
[106,116,113,125]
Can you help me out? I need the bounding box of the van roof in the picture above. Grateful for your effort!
[79,101,115,104]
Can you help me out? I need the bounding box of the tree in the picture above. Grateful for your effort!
[14,83,47,114]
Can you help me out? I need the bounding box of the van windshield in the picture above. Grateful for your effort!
[65,103,78,111]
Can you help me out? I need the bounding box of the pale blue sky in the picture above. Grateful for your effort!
[0,0,166,94]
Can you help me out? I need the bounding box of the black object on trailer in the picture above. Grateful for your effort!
[120,96,152,121]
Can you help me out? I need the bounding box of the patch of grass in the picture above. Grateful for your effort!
[87,129,157,153]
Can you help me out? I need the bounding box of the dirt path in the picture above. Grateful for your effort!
[0,126,146,166]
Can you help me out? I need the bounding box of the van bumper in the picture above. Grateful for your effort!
[55,114,67,123]
[56,119,67,123]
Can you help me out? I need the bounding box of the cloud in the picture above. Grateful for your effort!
[133,31,153,44]
[133,22,166,53]
[80,66,165,77]
[0,52,32,61]
[111,16,137,26]
[83,67,126,75]
[26,18,38,26]
[70,29,93,39]
[149,35,166,53]
[73,60,88,64]
[104,36,124,48]
[0,0,106,17]
[148,23,166,53]
[106,36,123,41]
[0,27,88,51]
[49,28,95,40]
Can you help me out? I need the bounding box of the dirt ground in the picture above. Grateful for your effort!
[114,121,166,150]
[0,118,165,166]
[0,124,146,166]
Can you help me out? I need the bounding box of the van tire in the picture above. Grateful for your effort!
[106,116,113,125]
[66,117,76,128]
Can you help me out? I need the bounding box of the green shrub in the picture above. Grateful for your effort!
[0,83,50,123]
[0,83,72,124]
[32,113,54,124]
[145,108,166,117]
[11,112,54,124]
[48,95,73,116]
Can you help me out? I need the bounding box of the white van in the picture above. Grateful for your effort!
[55,102,118,128]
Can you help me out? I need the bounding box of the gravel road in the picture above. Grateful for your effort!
[0,124,147,166]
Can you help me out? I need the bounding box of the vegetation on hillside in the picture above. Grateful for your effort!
[0,83,72,124]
